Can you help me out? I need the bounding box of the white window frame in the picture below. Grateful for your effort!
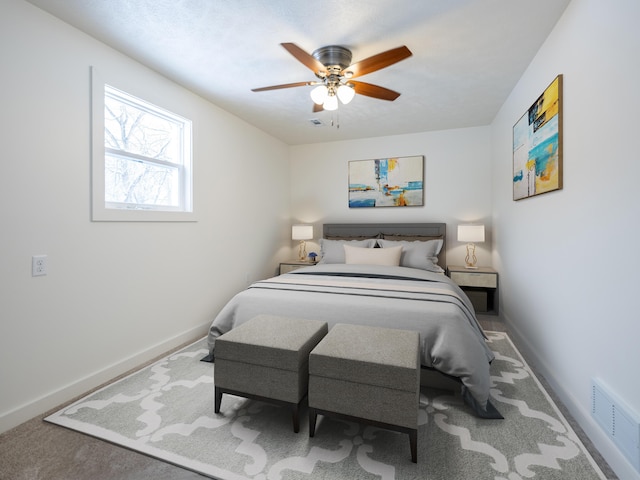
[91,67,196,222]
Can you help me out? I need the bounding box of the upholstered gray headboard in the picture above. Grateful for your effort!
[323,223,447,270]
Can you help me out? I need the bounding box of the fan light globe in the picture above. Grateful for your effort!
[323,94,339,111]
[310,85,328,105]
[337,84,355,104]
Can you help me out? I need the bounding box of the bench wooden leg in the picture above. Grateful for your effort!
[292,403,300,433]
[309,407,317,437]
[214,386,222,413]
[409,429,417,463]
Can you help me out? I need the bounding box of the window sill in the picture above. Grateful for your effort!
[91,206,198,222]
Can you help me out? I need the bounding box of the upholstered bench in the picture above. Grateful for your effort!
[214,314,328,433]
[308,323,420,462]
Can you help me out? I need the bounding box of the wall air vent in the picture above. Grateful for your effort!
[591,378,640,472]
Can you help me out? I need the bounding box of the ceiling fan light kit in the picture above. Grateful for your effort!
[310,83,355,109]
[323,93,339,111]
[310,85,328,105]
[252,43,412,112]
[337,84,355,104]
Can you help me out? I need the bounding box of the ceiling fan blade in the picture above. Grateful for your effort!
[346,46,412,78]
[350,81,401,101]
[281,43,327,75]
[252,81,313,92]
[312,103,324,113]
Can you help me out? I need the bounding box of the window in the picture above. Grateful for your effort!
[91,67,194,221]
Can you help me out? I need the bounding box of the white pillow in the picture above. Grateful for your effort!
[377,238,444,272]
[319,238,377,264]
[344,244,402,266]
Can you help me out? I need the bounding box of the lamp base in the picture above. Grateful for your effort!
[298,240,307,261]
[464,243,478,269]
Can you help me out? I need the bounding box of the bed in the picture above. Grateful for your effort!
[207,223,500,418]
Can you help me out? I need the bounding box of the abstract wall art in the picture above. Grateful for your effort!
[513,74,563,200]
[348,155,424,208]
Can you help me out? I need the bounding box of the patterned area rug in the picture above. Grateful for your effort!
[45,332,606,479]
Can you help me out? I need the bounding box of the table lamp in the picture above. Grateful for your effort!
[292,224,313,261]
[457,225,485,269]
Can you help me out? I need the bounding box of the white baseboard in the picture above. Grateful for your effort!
[503,314,640,480]
[0,323,210,435]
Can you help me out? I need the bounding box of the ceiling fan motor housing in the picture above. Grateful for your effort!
[312,45,353,70]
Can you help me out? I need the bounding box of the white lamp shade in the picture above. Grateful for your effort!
[310,85,328,105]
[323,94,338,111]
[292,224,313,240]
[457,225,485,243]
[337,84,355,104]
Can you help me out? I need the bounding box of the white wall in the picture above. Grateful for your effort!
[490,0,640,478]
[0,0,290,433]
[289,127,493,265]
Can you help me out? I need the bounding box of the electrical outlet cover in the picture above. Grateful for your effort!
[32,255,47,276]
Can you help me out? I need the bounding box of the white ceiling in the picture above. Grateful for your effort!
[25,0,571,145]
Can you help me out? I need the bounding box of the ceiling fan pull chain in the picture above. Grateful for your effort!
[329,113,340,130]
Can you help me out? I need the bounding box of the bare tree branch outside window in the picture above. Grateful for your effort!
[104,88,184,208]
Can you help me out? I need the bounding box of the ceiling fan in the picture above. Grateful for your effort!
[252,43,412,112]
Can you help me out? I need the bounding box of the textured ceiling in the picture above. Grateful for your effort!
[25,0,571,145]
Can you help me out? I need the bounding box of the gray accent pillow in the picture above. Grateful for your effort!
[319,238,377,264]
[377,238,444,272]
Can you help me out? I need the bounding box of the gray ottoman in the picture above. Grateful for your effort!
[214,314,328,433]
[308,323,420,462]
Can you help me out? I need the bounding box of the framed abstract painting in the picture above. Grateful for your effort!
[513,74,563,200]
[348,155,424,208]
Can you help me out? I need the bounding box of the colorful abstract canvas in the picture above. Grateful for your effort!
[348,156,424,208]
[513,75,563,200]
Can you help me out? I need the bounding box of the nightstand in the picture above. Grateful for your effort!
[279,260,316,275]
[446,266,498,315]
